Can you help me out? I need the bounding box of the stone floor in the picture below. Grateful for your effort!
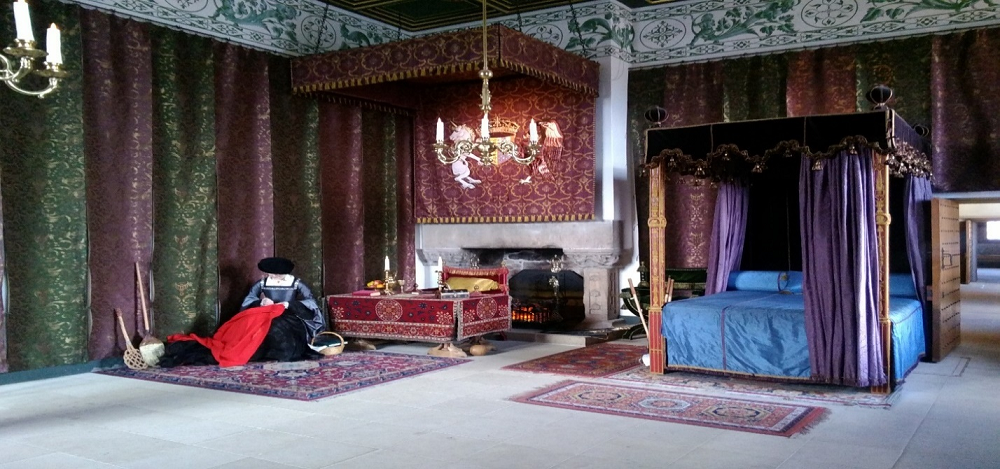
[1,278,998,468]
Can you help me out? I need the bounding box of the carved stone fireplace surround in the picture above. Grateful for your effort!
[418,221,623,329]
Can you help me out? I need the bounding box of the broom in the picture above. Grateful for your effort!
[135,262,164,366]
[115,308,147,370]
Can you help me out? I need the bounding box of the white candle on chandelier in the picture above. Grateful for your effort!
[435,118,444,143]
[13,0,34,42]
[46,23,61,64]
[384,256,390,272]
[529,119,538,143]
[480,114,490,139]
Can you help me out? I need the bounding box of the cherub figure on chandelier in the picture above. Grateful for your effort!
[448,124,482,189]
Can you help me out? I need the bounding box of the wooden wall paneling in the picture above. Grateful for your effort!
[931,198,962,362]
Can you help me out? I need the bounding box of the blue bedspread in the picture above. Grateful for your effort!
[661,291,925,381]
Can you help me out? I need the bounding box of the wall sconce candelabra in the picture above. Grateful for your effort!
[2,0,67,98]
[432,0,541,166]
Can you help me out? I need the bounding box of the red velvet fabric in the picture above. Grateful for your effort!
[168,304,285,367]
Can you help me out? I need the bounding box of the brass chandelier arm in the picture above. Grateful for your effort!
[431,0,539,168]
[3,39,68,99]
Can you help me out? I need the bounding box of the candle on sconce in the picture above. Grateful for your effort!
[435,118,444,143]
[46,23,61,64]
[480,114,490,139]
[529,119,538,143]
[13,0,34,42]
[384,256,390,272]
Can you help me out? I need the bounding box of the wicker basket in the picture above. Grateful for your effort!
[311,331,346,356]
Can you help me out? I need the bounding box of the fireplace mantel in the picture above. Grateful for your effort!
[418,221,624,329]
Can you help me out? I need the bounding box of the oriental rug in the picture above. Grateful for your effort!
[501,342,645,378]
[606,366,898,409]
[96,351,469,401]
[512,380,827,437]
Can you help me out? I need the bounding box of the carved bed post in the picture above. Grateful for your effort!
[873,150,892,394]
[647,157,668,374]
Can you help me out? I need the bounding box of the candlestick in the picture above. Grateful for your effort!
[13,0,34,42]
[46,23,60,64]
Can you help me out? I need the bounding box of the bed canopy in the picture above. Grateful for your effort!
[644,107,932,390]
[289,25,601,223]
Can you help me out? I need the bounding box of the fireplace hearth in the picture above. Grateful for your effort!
[509,268,585,330]
[418,221,624,329]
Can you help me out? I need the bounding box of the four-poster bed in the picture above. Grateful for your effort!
[644,110,932,391]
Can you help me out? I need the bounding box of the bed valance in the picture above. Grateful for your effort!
[290,25,600,100]
[645,110,931,180]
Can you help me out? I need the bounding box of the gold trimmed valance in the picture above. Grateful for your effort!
[291,25,600,101]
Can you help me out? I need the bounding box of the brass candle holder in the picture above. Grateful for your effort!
[382,270,399,295]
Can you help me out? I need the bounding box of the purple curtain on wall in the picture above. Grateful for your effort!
[395,114,416,285]
[799,150,885,387]
[80,12,154,359]
[215,43,274,324]
[320,102,365,295]
[705,182,749,294]
[661,63,723,268]
[930,29,1000,192]
[904,176,932,338]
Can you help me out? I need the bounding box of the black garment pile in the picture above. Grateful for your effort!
[158,301,321,368]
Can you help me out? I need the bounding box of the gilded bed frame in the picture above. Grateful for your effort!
[643,110,931,393]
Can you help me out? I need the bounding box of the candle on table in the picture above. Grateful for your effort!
[46,23,60,64]
[384,256,390,272]
[13,0,34,42]
[437,256,443,272]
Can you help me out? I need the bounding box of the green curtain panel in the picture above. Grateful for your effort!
[150,28,219,338]
[361,110,398,282]
[0,2,89,371]
[270,56,323,298]
[855,37,932,126]
[626,68,667,272]
[722,55,788,123]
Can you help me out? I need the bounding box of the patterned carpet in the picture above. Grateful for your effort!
[512,380,828,437]
[606,366,897,408]
[97,351,469,401]
[501,342,646,377]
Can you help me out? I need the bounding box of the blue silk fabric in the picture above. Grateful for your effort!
[662,291,925,381]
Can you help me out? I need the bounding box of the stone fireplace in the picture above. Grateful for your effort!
[418,221,624,329]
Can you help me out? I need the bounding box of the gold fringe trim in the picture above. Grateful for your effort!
[416,213,594,224]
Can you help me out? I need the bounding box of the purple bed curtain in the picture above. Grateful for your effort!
[799,150,886,387]
[705,182,749,294]
[904,176,932,330]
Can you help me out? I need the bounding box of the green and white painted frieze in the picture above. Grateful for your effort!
[64,0,406,55]
[628,0,1000,65]
[61,0,1000,64]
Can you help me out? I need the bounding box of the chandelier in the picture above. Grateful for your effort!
[2,0,67,98]
[432,0,541,166]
